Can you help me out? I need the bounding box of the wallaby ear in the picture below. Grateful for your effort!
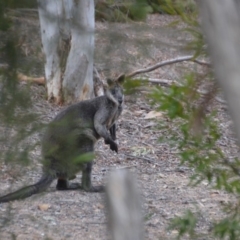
[116,74,125,84]
[107,78,114,86]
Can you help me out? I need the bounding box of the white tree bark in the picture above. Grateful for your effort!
[37,0,94,104]
[62,0,95,102]
[38,0,62,103]
[197,1,240,142]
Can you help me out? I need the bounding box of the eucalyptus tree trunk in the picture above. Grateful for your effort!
[37,0,94,104]
[198,1,240,142]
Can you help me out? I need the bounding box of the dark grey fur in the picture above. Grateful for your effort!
[0,75,125,203]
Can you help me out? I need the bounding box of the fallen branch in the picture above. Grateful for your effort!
[17,73,45,85]
[0,64,45,85]
[127,55,210,78]
[125,153,162,167]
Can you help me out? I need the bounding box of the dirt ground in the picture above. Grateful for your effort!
[0,12,238,240]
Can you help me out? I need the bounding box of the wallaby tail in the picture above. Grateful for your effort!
[0,174,55,203]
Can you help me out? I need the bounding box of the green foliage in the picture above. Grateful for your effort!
[129,0,153,21]
[123,77,147,95]
[214,216,240,240]
[152,73,240,239]
[150,73,225,187]
[73,152,95,165]
[95,0,197,22]
[147,0,197,14]
[169,210,198,239]
[95,0,152,22]
[0,16,40,167]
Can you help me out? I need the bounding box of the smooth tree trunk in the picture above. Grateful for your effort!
[37,0,62,103]
[62,0,95,102]
[197,1,240,142]
[37,0,94,104]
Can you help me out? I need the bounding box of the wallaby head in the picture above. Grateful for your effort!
[106,74,125,107]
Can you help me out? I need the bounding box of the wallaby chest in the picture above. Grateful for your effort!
[105,105,121,129]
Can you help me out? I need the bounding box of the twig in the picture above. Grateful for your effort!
[139,78,178,86]
[125,153,161,167]
[193,59,211,66]
[127,55,210,78]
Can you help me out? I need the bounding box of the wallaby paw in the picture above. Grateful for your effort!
[110,142,118,153]
[104,139,111,145]
[56,182,81,190]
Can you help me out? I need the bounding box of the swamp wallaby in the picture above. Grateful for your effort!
[0,75,125,203]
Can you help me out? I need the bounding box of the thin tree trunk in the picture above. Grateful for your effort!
[198,1,240,141]
[62,0,95,103]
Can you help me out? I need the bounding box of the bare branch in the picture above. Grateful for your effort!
[127,55,210,78]
[193,59,211,66]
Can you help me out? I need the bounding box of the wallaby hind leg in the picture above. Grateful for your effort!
[110,123,116,140]
[82,162,104,192]
[56,178,81,190]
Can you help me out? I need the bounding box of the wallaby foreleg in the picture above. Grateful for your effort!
[94,116,118,153]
